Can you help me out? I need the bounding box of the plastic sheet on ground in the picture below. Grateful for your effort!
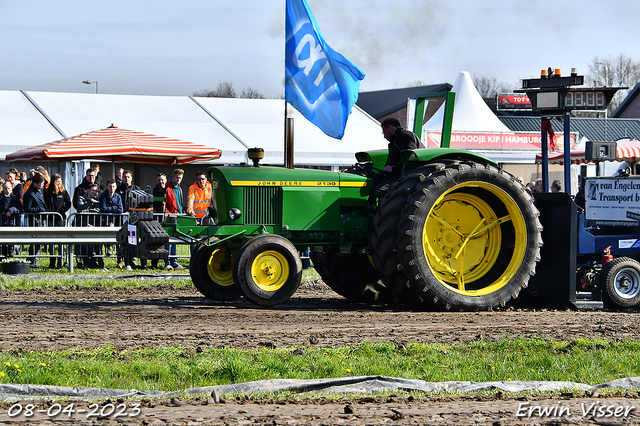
[2,376,640,401]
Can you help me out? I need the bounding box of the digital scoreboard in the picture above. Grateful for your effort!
[516,69,625,113]
[528,88,618,111]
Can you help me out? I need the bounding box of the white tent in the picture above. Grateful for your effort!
[0,91,64,155]
[423,71,512,133]
[0,91,387,167]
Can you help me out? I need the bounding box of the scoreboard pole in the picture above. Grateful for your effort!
[563,111,571,195]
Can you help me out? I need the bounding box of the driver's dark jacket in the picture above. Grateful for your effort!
[385,127,422,178]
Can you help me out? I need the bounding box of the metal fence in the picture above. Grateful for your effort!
[0,212,190,272]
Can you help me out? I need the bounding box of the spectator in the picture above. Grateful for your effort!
[20,168,36,199]
[35,166,50,191]
[100,179,123,226]
[72,168,98,211]
[187,171,215,225]
[168,169,184,214]
[0,181,22,258]
[151,173,175,269]
[77,183,101,268]
[115,169,140,213]
[115,167,124,187]
[44,173,71,269]
[23,173,47,267]
[91,163,104,190]
[6,169,23,199]
[99,179,123,265]
[516,176,525,186]
[115,170,140,269]
[99,179,124,222]
[166,168,185,270]
[19,171,27,184]
[534,179,543,193]
[152,172,168,213]
[551,180,562,193]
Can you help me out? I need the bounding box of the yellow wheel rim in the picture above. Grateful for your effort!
[423,182,527,296]
[251,250,289,292]
[206,247,235,287]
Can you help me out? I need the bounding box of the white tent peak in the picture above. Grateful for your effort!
[423,71,512,133]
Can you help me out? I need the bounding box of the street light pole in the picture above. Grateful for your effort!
[594,62,609,119]
[82,80,98,94]
[594,62,608,87]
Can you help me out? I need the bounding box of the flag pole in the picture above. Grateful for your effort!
[284,0,290,168]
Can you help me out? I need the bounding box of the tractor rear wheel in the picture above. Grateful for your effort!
[309,250,346,296]
[190,237,242,301]
[398,161,542,311]
[233,234,302,306]
[599,257,640,309]
[311,248,395,305]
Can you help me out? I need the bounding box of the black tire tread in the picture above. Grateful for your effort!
[397,160,542,311]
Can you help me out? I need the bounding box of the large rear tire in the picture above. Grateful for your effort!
[233,234,302,306]
[398,161,542,311]
[599,257,640,309]
[190,237,242,301]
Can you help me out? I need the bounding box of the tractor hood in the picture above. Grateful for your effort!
[208,164,368,188]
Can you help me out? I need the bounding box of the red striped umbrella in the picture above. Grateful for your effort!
[6,125,221,165]
[536,140,640,165]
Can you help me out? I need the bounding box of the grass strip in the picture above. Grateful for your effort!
[0,268,319,290]
[0,339,639,393]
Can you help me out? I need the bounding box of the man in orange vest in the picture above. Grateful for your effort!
[187,171,215,224]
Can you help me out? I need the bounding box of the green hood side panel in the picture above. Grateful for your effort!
[207,165,370,228]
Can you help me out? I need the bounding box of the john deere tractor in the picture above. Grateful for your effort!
[123,142,542,311]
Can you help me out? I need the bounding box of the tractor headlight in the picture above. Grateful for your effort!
[229,208,242,221]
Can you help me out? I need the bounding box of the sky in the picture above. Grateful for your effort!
[1,0,638,98]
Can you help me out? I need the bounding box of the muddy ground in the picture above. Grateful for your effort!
[1,279,640,425]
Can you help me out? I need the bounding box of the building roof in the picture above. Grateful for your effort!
[612,83,640,118]
[356,83,452,119]
[499,116,640,141]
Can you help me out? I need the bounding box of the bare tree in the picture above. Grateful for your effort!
[240,87,265,99]
[472,74,514,99]
[193,81,237,98]
[587,54,640,114]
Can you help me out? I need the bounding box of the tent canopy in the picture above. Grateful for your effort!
[423,71,512,133]
[6,126,222,165]
[535,140,640,165]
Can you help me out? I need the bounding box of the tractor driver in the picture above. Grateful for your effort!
[367,117,423,209]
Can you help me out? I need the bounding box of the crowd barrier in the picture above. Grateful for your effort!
[0,212,189,273]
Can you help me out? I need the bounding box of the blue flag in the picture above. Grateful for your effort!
[285,0,365,139]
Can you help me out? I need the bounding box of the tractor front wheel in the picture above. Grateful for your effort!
[233,234,302,306]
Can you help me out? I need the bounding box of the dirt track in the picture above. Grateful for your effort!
[1,280,640,425]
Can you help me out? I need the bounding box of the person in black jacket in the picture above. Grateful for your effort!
[367,117,423,208]
[45,173,71,268]
[23,173,47,267]
[115,170,139,213]
[90,163,104,191]
[5,169,22,200]
[0,181,22,258]
[72,168,98,211]
[115,169,140,269]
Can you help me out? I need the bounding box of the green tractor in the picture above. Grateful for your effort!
[126,140,542,311]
